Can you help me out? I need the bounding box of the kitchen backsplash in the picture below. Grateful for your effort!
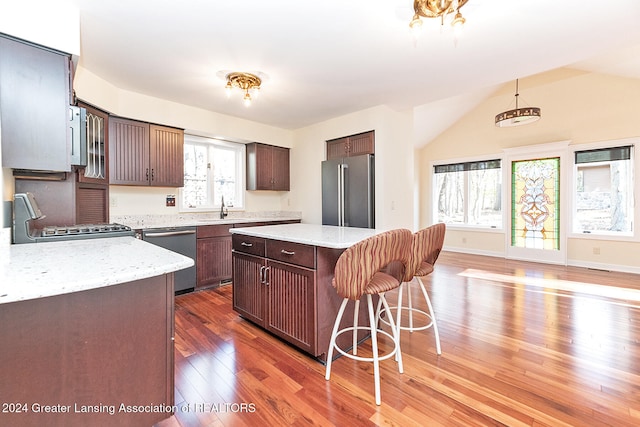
[111,210,302,229]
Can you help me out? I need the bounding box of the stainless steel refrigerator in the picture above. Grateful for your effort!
[322,154,375,228]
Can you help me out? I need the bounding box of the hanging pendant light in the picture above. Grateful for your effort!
[495,79,541,127]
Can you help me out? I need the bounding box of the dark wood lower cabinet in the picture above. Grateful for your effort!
[266,259,316,354]
[0,275,175,427]
[196,226,233,289]
[232,235,369,362]
[232,251,266,325]
[196,220,300,290]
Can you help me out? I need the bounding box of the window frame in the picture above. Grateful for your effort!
[179,134,246,212]
[431,154,504,231]
[569,137,638,241]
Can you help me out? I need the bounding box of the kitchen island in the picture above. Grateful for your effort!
[0,237,193,427]
[230,223,383,362]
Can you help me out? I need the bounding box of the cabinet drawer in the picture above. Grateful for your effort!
[266,240,315,269]
[232,234,265,257]
[198,224,233,238]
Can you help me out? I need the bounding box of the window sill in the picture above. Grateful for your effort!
[568,232,638,242]
[178,206,244,214]
[443,224,504,233]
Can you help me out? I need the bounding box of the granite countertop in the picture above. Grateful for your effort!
[231,223,383,249]
[0,237,194,304]
[112,213,301,230]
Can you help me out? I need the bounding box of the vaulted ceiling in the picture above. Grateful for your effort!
[70,0,640,146]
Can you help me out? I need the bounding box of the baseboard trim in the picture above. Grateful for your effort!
[444,246,640,275]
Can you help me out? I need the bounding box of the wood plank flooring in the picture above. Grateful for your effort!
[156,252,640,426]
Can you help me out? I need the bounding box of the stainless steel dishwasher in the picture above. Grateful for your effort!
[142,226,196,294]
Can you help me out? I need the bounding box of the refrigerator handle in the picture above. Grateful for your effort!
[337,164,343,226]
[339,163,348,226]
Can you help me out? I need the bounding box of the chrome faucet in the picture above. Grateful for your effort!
[220,196,228,219]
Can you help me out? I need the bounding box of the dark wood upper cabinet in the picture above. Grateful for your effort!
[109,117,184,187]
[0,34,72,171]
[150,124,184,187]
[109,117,150,185]
[326,130,375,160]
[246,142,290,191]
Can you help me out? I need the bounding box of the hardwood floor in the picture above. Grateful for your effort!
[157,252,640,427]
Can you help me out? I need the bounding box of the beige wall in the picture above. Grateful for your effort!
[75,64,417,228]
[291,106,415,230]
[418,69,640,273]
[73,67,295,216]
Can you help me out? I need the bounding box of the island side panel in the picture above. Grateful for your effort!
[0,274,175,427]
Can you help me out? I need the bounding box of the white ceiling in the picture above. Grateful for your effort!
[69,0,640,146]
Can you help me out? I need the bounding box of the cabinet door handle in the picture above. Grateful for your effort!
[264,266,271,286]
[241,242,253,247]
[259,265,266,284]
[280,249,295,256]
[151,168,155,180]
[146,168,149,179]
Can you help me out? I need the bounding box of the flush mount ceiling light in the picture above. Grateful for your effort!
[495,79,541,127]
[224,72,262,107]
[409,0,468,36]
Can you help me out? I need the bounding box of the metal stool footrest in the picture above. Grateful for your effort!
[379,305,435,332]
[332,325,399,363]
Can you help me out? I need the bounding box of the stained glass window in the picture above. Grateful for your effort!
[511,157,560,250]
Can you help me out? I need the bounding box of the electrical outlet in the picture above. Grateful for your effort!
[166,195,176,207]
[110,196,118,207]
[593,247,600,255]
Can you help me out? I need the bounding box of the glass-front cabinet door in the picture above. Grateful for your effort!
[77,103,108,184]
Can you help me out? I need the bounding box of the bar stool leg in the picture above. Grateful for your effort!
[407,279,414,331]
[366,294,381,405]
[325,298,349,380]
[394,283,404,363]
[417,277,441,355]
[379,293,403,374]
[352,299,360,356]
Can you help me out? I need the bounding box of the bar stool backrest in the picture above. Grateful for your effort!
[404,223,446,282]
[333,229,412,300]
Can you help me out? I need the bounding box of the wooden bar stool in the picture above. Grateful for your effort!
[325,228,412,406]
[380,223,446,355]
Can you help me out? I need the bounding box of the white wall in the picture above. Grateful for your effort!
[75,66,419,227]
[73,67,295,216]
[291,106,415,230]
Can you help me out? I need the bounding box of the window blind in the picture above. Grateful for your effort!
[434,159,501,174]
[575,146,631,164]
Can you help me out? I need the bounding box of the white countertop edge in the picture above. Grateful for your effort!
[1,237,194,304]
[231,223,382,249]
